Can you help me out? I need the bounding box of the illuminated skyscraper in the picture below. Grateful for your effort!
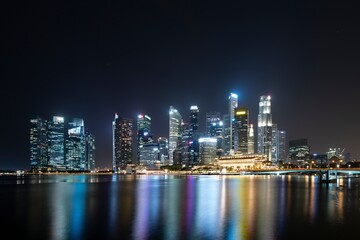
[112,113,133,173]
[248,124,254,154]
[234,107,249,154]
[189,106,200,165]
[65,118,85,170]
[48,116,65,169]
[137,114,153,163]
[169,106,182,165]
[206,112,220,137]
[198,137,217,165]
[30,116,48,171]
[85,132,96,170]
[224,93,238,154]
[158,137,169,165]
[257,95,272,161]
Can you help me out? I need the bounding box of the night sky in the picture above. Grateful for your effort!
[1,1,359,170]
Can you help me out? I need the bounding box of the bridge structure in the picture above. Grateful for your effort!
[242,169,360,184]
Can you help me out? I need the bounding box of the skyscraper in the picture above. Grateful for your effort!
[85,132,96,170]
[169,106,182,165]
[65,118,85,170]
[271,124,287,163]
[248,124,254,154]
[48,116,65,169]
[224,93,238,154]
[137,114,153,164]
[189,106,200,165]
[257,95,272,161]
[229,93,238,152]
[112,113,133,173]
[206,112,220,137]
[234,107,249,154]
[30,115,95,172]
[30,116,48,171]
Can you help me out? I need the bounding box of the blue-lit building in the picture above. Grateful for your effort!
[65,118,85,170]
[137,114,153,164]
[48,116,65,169]
[30,115,95,171]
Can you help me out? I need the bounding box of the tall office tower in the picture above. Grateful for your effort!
[169,106,182,165]
[189,106,199,137]
[189,106,200,165]
[112,113,133,173]
[140,143,159,165]
[222,113,230,154]
[48,116,65,169]
[137,114,153,163]
[228,93,238,152]
[30,116,48,171]
[257,95,272,161]
[65,118,86,170]
[278,130,286,162]
[198,137,217,165]
[180,122,191,166]
[158,137,169,165]
[271,123,278,162]
[234,107,249,154]
[289,138,310,165]
[271,125,286,163]
[85,132,96,170]
[206,112,221,137]
[210,120,224,156]
[248,124,254,154]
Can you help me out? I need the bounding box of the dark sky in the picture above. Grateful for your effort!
[1,1,359,170]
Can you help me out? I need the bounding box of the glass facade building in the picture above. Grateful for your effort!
[169,106,182,165]
[112,113,133,173]
[257,95,272,161]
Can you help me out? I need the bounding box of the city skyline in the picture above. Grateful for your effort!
[1,1,359,169]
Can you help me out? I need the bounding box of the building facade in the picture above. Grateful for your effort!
[112,113,133,173]
[257,95,272,161]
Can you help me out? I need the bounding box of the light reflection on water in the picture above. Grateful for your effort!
[1,174,360,240]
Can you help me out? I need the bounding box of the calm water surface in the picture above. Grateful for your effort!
[1,174,360,240]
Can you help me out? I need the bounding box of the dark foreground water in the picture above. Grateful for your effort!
[1,174,360,240]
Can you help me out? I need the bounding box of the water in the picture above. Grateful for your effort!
[1,174,360,240]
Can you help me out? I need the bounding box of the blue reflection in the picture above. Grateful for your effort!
[70,182,86,239]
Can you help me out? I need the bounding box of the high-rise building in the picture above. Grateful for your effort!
[30,116,48,171]
[48,116,65,169]
[65,118,85,170]
[234,107,249,154]
[222,113,230,154]
[228,93,238,153]
[210,120,224,156]
[85,132,96,170]
[289,138,310,165]
[169,106,182,165]
[278,130,286,162]
[198,137,217,165]
[158,137,169,165]
[137,114,153,164]
[257,95,272,161]
[112,114,133,173]
[180,122,191,166]
[189,106,200,165]
[30,115,95,172]
[248,124,254,154]
[271,124,286,163]
[271,123,278,162]
[206,112,221,137]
